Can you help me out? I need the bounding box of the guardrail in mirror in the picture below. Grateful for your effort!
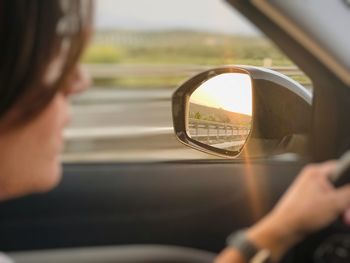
[188,118,250,151]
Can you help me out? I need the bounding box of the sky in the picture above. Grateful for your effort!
[95,0,260,35]
[190,73,252,115]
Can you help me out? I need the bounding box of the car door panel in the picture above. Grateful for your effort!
[0,161,303,252]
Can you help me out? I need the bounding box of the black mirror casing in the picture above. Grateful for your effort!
[172,65,312,159]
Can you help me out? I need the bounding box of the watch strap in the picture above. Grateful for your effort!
[226,229,271,263]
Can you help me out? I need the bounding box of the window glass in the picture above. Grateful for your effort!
[63,0,312,162]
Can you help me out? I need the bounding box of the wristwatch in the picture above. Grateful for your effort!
[226,229,272,263]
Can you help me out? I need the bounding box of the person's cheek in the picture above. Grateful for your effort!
[38,95,65,146]
[53,94,71,153]
[33,94,69,185]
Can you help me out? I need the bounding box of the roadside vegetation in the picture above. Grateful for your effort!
[82,30,310,88]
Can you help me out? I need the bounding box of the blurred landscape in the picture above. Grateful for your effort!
[82,30,311,88]
[64,29,311,162]
[85,30,291,65]
[189,103,251,127]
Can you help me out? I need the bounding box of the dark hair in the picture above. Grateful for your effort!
[0,0,93,126]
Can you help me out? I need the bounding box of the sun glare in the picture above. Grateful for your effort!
[190,73,252,116]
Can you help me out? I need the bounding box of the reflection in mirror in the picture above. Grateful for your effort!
[188,73,252,153]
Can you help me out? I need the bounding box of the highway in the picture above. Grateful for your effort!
[63,81,311,162]
[63,88,216,162]
[62,65,312,162]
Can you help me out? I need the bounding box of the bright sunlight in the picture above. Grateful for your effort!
[190,73,252,116]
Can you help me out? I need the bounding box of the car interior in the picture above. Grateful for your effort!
[1,0,350,262]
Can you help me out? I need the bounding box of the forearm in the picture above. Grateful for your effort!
[246,214,301,261]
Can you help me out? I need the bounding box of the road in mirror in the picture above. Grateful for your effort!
[187,73,252,153]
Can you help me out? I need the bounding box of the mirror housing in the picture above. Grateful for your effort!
[172,65,312,158]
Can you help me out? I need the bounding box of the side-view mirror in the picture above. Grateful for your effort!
[172,66,312,158]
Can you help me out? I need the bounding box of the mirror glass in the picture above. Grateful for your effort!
[187,73,252,153]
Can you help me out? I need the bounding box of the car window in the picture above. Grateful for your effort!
[254,0,350,86]
[63,0,312,163]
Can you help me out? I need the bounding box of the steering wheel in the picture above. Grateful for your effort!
[282,222,350,263]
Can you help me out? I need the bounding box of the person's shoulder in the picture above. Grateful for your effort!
[0,252,13,263]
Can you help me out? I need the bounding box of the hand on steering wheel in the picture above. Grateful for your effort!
[246,161,350,261]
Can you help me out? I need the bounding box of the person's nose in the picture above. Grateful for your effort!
[65,65,91,96]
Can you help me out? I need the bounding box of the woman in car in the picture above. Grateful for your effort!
[1,1,350,263]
